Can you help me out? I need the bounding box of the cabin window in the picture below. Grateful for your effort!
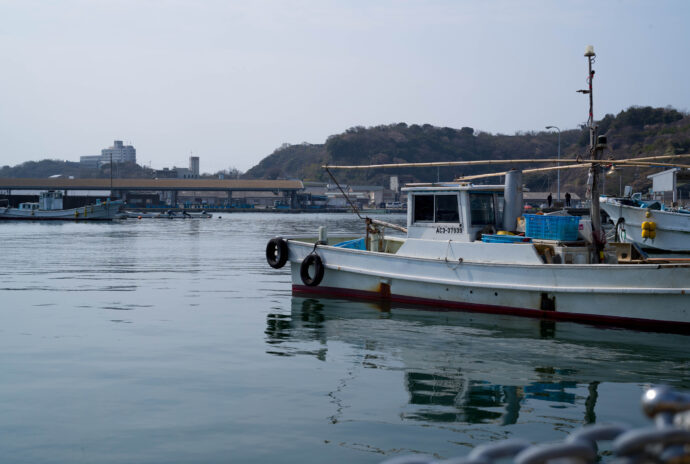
[470,193,496,225]
[435,194,459,222]
[497,193,505,228]
[413,194,459,223]
[413,195,434,222]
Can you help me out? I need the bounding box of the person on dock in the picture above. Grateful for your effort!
[565,192,571,207]
[547,193,553,208]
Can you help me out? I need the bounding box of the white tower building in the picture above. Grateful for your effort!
[101,140,136,164]
[189,156,200,176]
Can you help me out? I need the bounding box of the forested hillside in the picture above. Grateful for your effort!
[0,161,153,179]
[0,160,83,178]
[245,106,690,196]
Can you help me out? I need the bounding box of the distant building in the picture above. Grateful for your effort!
[320,184,392,208]
[175,167,195,179]
[348,185,384,206]
[189,156,199,176]
[79,140,137,169]
[101,140,136,164]
[79,155,102,169]
[153,166,198,179]
[153,167,178,179]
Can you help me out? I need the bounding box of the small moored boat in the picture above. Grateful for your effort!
[0,191,123,220]
[601,194,690,252]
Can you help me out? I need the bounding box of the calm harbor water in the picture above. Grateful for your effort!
[1,213,689,463]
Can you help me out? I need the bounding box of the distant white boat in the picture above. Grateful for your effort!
[0,191,123,220]
[600,195,690,252]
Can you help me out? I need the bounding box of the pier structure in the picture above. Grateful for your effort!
[0,178,304,210]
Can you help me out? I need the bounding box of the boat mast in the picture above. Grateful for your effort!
[578,45,605,259]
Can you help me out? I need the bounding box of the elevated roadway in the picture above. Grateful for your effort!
[0,178,305,208]
[0,178,303,192]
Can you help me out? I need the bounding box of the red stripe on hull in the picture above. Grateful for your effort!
[292,284,690,335]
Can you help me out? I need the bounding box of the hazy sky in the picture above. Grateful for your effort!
[1,0,689,173]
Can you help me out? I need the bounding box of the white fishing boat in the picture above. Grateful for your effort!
[266,175,690,333]
[0,191,123,220]
[600,195,690,252]
[265,46,690,333]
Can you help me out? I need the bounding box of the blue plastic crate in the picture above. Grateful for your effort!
[524,214,580,241]
[481,234,532,243]
[333,238,366,250]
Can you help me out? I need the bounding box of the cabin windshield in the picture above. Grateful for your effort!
[470,192,497,225]
[413,193,460,223]
[436,195,459,222]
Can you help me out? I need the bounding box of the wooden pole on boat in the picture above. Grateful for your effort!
[324,159,572,169]
[323,154,690,172]
[625,153,690,162]
[370,218,407,233]
[452,160,690,182]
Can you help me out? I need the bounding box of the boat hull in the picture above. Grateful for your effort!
[122,211,212,219]
[601,199,690,252]
[0,201,123,220]
[286,239,690,333]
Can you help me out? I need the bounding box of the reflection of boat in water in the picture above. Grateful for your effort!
[0,191,123,220]
[265,297,690,427]
[601,195,690,252]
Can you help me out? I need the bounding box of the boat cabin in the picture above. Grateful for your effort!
[18,202,40,211]
[403,183,507,241]
[15,191,64,212]
[39,191,64,210]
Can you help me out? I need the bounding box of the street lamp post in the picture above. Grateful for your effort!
[545,125,561,203]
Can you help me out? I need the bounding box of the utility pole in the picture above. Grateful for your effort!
[110,152,113,199]
[545,126,561,202]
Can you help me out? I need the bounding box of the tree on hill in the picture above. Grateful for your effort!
[0,159,82,178]
[244,143,327,180]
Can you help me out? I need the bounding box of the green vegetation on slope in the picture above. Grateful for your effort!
[0,161,154,179]
[245,106,690,196]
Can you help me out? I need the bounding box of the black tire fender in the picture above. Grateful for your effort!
[300,253,325,287]
[266,237,288,269]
